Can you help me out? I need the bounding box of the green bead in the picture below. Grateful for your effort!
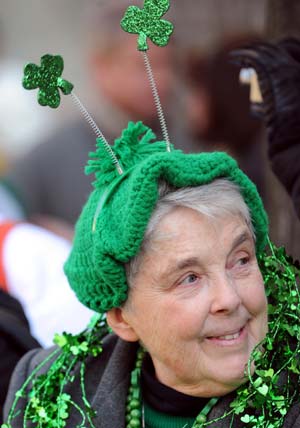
[129,399,140,409]
[130,409,141,418]
[132,388,140,399]
[196,414,207,424]
[129,418,141,428]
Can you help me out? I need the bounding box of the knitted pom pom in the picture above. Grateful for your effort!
[85,121,174,188]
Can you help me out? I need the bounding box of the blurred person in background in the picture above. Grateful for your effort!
[0,22,56,220]
[0,0,175,233]
[0,218,94,348]
[0,218,94,421]
[183,36,266,199]
[0,24,94,417]
[0,288,39,423]
[231,38,300,220]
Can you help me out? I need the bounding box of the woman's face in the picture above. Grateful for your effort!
[120,207,268,397]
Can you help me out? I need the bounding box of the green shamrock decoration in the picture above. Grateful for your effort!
[22,54,74,108]
[121,0,174,51]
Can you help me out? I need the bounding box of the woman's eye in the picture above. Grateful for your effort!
[236,256,250,267]
[238,257,249,266]
[180,273,199,286]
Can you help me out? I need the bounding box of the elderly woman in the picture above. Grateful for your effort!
[3,120,300,428]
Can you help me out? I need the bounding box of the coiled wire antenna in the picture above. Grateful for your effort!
[142,51,171,152]
[71,92,123,175]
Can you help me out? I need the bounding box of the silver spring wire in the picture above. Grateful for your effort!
[71,92,123,175]
[142,51,171,152]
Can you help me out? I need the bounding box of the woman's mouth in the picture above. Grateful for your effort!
[205,325,247,346]
[218,331,241,340]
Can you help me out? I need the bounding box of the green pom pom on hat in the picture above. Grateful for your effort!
[64,121,268,313]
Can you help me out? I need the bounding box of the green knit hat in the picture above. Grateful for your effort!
[64,121,268,312]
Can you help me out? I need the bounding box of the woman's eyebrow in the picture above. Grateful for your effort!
[175,232,252,271]
[176,257,201,271]
[230,230,253,252]
[161,257,201,278]
[160,230,253,278]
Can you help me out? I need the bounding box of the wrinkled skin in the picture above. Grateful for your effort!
[109,208,268,397]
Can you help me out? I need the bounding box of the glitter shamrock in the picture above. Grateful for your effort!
[120,0,174,51]
[22,54,74,108]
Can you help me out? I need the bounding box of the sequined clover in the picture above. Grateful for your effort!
[120,0,174,51]
[22,54,74,108]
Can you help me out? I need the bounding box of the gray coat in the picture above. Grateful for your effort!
[4,334,300,427]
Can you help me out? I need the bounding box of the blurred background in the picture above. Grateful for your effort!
[0,0,300,257]
[0,0,266,159]
[2,0,300,414]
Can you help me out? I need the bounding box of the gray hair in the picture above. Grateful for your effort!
[125,178,255,286]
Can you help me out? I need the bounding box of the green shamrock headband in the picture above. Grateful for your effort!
[22,0,175,225]
[21,0,268,314]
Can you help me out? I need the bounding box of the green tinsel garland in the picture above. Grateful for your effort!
[2,240,300,428]
[227,240,300,428]
[2,314,109,428]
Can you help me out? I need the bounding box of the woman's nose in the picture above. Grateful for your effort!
[209,273,242,315]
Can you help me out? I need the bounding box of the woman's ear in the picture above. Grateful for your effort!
[107,307,139,342]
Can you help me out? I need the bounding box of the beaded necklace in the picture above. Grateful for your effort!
[125,348,219,428]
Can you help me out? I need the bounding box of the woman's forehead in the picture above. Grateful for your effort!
[151,206,249,241]
[144,208,253,260]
